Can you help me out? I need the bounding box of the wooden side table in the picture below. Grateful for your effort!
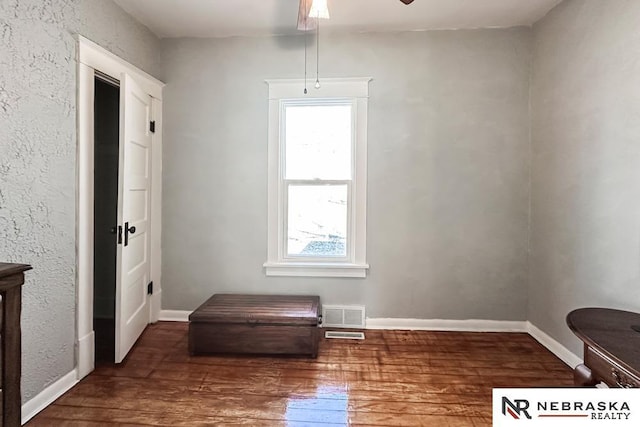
[0,263,32,427]
[567,307,640,388]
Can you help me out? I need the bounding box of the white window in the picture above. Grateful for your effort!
[264,78,370,278]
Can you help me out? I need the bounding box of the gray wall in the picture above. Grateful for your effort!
[161,28,532,320]
[529,0,640,356]
[0,0,160,402]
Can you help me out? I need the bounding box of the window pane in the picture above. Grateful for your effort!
[287,185,347,257]
[285,104,352,180]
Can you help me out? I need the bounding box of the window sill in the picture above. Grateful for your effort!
[263,262,369,278]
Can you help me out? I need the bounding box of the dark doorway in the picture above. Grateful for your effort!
[93,75,120,364]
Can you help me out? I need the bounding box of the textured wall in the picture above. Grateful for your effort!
[530,0,640,355]
[161,28,532,320]
[0,0,159,402]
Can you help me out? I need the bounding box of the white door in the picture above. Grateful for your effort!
[115,73,152,363]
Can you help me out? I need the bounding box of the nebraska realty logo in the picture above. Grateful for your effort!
[493,389,640,426]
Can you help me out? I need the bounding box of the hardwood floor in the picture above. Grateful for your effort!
[27,322,574,426]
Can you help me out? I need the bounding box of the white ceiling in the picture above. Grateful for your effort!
[114,0,562,39]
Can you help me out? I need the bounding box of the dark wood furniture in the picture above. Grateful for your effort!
[0,263,31,427]
[567,307,640,388]
[189,294,320,357]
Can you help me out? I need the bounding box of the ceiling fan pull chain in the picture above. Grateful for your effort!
[315,10,320,89]
[304,0,308,94]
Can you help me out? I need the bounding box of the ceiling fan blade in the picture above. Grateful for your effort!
[399,0,415,4]
[297,0,317,31]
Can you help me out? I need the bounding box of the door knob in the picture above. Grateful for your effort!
[124,222,136,246]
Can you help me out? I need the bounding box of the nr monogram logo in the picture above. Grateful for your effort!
[502,397,532,420]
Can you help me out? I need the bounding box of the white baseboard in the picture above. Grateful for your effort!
[526,321,582,368]
[366,317,528,332]
[22,369,79,424]
[158,309,191,322]
[159,313,527,333]
[77,331,95,380]
[150,288,162,323]
[365,318,581,368]
[156,311,579,369]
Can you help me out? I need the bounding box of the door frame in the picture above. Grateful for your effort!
[76,35,164,379]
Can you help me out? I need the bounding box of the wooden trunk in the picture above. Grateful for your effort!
[189,294,320,357]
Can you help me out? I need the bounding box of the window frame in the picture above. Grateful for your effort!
[264,78,371,278]
[282,98,353,262]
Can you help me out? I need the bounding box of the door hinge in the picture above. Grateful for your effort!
[149,120,156,133]
[147,281,153,295]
